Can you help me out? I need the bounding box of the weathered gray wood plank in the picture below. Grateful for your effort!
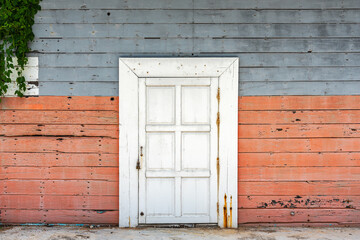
[40,0,85,10]
[38,66,360,82]
[195,24,360,38]
[239,81,360,96]
[40,0,193,10]
[194,10,360,24]
[39,68,115,82]
[35,10,360,24]
[237,53,360,67]
[194,0,360,10]
[35,10,194,24]
[31,38,194,53]
[40,0,360,10]
[240,67,360,81]
[38,80,360,96]
[37,53,360,68]
[30,38,360,53]
[33,24,193,38]
[37,54,117,67]
[39,81,118,96]
[194,39,360,53]
[32,23,360,38]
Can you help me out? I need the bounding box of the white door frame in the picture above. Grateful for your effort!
[119,58,238,228]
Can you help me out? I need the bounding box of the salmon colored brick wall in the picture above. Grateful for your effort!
[0,97,119,225]
[238,96,360,226]
[1,96,360,226]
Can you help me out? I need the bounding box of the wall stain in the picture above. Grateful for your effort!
[257,197,355,209]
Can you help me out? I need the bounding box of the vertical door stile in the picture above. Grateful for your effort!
[210,77,219,223]
[175,85,182,218]
[138,78,146,224]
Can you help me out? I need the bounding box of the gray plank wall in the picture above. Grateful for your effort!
[31,0,360,96]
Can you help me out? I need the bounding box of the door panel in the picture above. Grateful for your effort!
[146,87,175,124]
[146,133,175,170]
[182,86,210,124]
[146,178,175,216]
[182,132,209,170]
[182,178,210,215]
[139,77,218,224]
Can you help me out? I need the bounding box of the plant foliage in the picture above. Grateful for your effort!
[0,0,41,98]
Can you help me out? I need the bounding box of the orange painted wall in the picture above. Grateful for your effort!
[1,96,360,226]
[238,96,360,226]
[0,96,119,225]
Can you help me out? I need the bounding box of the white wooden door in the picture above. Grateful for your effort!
[138,77,218,224]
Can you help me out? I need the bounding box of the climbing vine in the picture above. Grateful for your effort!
[0,0,41,99]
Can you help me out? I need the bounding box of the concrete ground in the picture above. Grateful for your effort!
[0,226,359,240]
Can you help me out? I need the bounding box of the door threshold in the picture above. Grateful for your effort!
[137,223,219,228]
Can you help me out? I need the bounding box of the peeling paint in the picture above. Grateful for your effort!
[257,197,357,209]
[223,194,227,228]
[216,87,221,222]
[229,196,233,228]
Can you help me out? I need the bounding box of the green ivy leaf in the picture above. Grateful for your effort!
[0,0,42,100]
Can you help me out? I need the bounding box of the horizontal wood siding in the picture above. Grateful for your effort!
[0,96,119,225]
[30,0,360,96]
[2,95,360,226]
[238,95,360,226]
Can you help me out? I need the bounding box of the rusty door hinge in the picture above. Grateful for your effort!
[137,146,143,170]
[136,159,141,170]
